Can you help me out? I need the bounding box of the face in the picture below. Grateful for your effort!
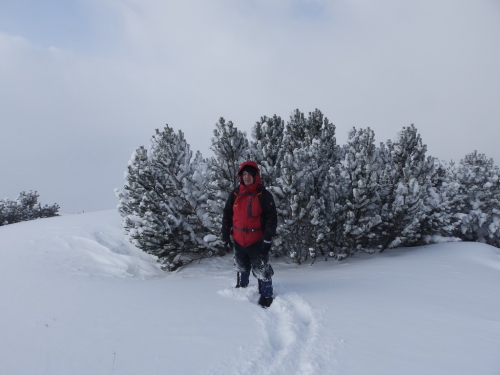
[242,171,254,186]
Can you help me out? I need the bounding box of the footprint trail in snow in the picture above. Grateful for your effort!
[212,285,339,375]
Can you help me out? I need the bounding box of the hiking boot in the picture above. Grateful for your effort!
[258,295,273,308]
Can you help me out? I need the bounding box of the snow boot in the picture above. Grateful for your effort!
[258,295,273,308]
[258,279,273,308]
[235,272,249,288]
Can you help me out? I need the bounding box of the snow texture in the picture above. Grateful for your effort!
[1,210,500,374]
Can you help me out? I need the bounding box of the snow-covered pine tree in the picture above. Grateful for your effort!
[116,125,216,271]
[249,114,285,187]
[204,118,249,236]
[0,191,59,226]
[376,125,432,251]
[322,144,348,259]
[282,109,333,154]
[376,140,394,216]
[317,115,344,258]
[282,109,307,155]
[276,146,322,262]
[115,146,154,237]
[37,201,60,218]
[149,126,218,269]
[0,199,18,226]
[417,158,462,243]
[450,151,500,246]
[339,127,381,256]
[276,109,337,262]
[16,191,39,221]
[191,151,213,231]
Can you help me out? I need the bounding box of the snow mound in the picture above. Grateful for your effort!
[0,210,163,280]
[1,211,500,375]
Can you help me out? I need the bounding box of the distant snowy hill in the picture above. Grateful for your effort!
[1,210,499,375]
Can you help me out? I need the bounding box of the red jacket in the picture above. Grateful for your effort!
[222,161,278,247]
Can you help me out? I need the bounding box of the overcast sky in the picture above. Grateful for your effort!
[1,0,499,213]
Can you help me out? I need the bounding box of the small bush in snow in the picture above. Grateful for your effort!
[449,151,500,246]
[0,191,59,226]
[115,125,220,271]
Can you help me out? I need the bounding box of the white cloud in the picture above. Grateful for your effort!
[1,0,499,212]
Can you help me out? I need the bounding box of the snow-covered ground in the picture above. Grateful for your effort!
[1,210,499,375]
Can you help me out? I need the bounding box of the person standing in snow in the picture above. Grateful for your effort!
[221,161,278,308]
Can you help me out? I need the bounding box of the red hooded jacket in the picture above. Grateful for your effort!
[221,161,278,247]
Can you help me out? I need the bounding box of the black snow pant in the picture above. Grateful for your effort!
[234,240,274,283]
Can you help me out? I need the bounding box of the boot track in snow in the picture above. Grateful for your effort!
[214,285,339,375]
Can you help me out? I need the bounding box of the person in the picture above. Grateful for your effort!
[221,161,278,308]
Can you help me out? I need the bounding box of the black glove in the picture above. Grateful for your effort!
[224,239,233,254]
[262,239,272,253]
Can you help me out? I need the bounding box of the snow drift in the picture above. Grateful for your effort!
[1,210,499,375]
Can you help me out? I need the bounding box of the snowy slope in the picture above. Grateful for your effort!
[1,210,499,375]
